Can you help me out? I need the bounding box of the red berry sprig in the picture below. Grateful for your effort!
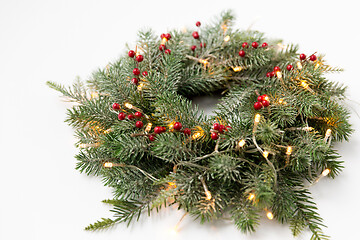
[210,122,228,141]
[254,94,270,110]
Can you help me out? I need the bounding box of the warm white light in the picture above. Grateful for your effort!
[301,81,309,89]
[137,83,144,91]
[145,123,152,133]
[238,139,246,148]
[224,35,230,42]
[192,132,201,140]
[205,190,212,200]
[325,129,332,137]
[232,66,243,72]
[124,102,133,109]
[276,71,282,79]
[266,211,274,220]
[263,151,269,158]
[303,127,314,131]
[103,162,113,168]
[248,193,255,201]
[286,146,292,155]
[322,169,330,176]
[254,114,261,123]
[297,61,302,70]
[161,37,168,45]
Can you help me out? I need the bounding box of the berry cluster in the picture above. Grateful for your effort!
[238,41,268,58]
[299,53,317,62]
[210,122,230,140]
[159,33,172,55]
[253,94,270,110]
[128,49,147,85]
[191,21,206,52]
[112,102,144,126]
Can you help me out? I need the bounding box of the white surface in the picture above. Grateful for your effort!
[1,1,360,239]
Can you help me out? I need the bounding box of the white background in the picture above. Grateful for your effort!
[1,1,360,240]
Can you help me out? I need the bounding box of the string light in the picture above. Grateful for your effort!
[286,146,292,155]
[200,177,212,200]
[297,61,302,70]
[205,190,212,200]
[303,126,314,131]
[224,35,230,42]
[238,139,246,148]
[266,211,274,220]
[276,71,282,79]
[168,181,177,189]
[314,61,322,70]
[301,81,309,89]
[199,59,209,67]
[232,66,243,72]
[168,122,175,130]
[124,102,133,109]
[103,162,113,168]
[322,168,330,176]
[161,37,168,45]
[254,114,261,123]
[262,150,269,158]
[192,132,201,140]
[191,126,204,140]
[221,23,228,34]
[248,193,255,201]
[137,82,144,91]
[145,123,152,133]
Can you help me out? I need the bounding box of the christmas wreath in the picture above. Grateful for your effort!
[48,11,352,239]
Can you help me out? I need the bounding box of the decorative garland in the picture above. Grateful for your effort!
[48,11,352,239]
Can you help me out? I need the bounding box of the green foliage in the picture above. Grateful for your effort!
[48,10,352,240]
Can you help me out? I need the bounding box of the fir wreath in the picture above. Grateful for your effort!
[48,11,352,239]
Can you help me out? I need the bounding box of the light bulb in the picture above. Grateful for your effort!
[297,61,302,70]
[322,169,330,176]
[145,123,152,133]
[266,211,274,220]
[248,193,255,201]
[238,139,246,148]
[286,146,292,155]
[263,151,269,158]
[276,71,282,79]
[224,35,230,42]
[103,162,113,168]
[124,102,133,109]
[325,129,332,137]
[254,114,261,123]
[205,190,212,200]
[232,66,243,72]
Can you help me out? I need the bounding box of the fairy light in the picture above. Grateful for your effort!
[276,71,282,79]
[145,123,152,133]
[248,193,255,201]
[200,177,212,200]
[314,61,322,70]
[103,128,112,134]
[254,114,261,123]
[168,181,177,189]
[266,211,274,220]
[297,61,303,70]
[161,37,168,45]
[301,81,309,89]
[224,35,230,42]
[205,190,212,200]
[303,126,314,131]
[286,146,292,155]
[90,92,99,99]
[199,59,209,67]
[238,139,246,148]
[221,23,228,34]
[168,122,175,130]
[137,82,144,91]
[192,132,201,140]
[103,162,113,168]
[322,168,330,176]
[124,102,133,109]
[262,150,269,158]
[232,66,243,72]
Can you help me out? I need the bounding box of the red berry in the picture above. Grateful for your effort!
[133,68,140,75]
[165,49,171,55]
[200,42,206,48]
[160,33,166,39]
[219,125,225,134]
[165,33,171,40]
[238,50,246,57]
[128,50,135,58]
[261,42,268,48]
[196,21,201,27]
[254,102,262,110]
[192,31,199,39]
[148,134,155,141]
[131,78,138,85]
[257,95,263,102]
[269,71,275,77]
[242,42,248,48]
[161,126,166,132]
[142,71,148,76]
[135,121,143,128]
[191,45,197,51]
[262,94,269,101]
[211,132,219,140]
[300,53,306,60]
[266,72,271,77]
[183,128,191,135]
[127,114,135,120]
[262,100,270,107]
[310,54,317,61]
[274,66,281,72]
[159,44,166,51]
[286,64,293,71]
[226,125,232,130]
[213,123,220,130]
[118,112,126,120]
[173,122,182,131]
[134,111,142,118]
[136,55,144,62]
[154,126,162,134]
[112,103,120,110]
[252,42,259,48]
